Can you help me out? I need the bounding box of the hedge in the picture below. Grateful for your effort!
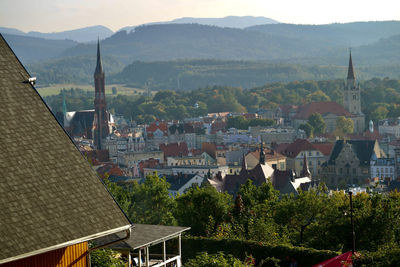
[181,236,339,266]
[354,248,400,267]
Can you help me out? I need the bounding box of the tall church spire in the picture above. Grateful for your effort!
[95,39,103,74]
[347,49,355,80]
[93,39,109,150]
[259,139,265,165]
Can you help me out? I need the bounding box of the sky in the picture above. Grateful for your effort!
[1,0,400,32]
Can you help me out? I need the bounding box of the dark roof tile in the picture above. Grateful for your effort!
[0,34,130,263]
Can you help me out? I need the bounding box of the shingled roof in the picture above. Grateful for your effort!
[0,34,131,264]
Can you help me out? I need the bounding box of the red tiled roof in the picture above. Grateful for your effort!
[96,163,127,178]
[146,121,168,136]
[276,139,333,158]
[138,158,161,173]
[248,148,286,161]
[312,143,334,156]
[278,105,298,116]
[294,101,351,119]
[159,142,189,158]
[276,139,315,158]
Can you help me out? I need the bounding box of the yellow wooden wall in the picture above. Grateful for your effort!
[3,242,88,267]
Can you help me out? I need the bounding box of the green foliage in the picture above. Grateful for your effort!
[44,77,400,127]
[90,248,125,267]
[227,116,274,130]
[185,252,250,267]
[355,248,400,267]
[308,112,326,134]
[128,173,177,225]
[181,237,339,266]
[175,184,232,236]
[335,116,354,136]
[299,123,314,138]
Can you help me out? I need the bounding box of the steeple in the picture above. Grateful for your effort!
[93,38,109,150]
[241,153,247,171]
[95,39,103,74]
[347,49,355,80]
[62,92,67,116]
[259,140,265,165]
[300,153,311,178]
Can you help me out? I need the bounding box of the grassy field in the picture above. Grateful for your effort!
[36,84,155,97]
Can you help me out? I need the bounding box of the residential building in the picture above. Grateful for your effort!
[378,117,400,138]
[245,147,286,170]
[276,139,333,178]
[166,173,205,196]
[118,150,164,168]
[370,158,395,180]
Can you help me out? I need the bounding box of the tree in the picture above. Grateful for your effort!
[128,173,177,225]
[299,123,314,138]
[90,248,125,267]
[334,116,354,137]
[308,113,326,135]
[185,252,250,267]
[175,184,232,236]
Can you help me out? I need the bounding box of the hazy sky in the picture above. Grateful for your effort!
[1,0,399,32]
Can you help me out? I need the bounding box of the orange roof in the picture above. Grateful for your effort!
[294,102,351,119]
[312,143,334,156]
[275,139,332,158]
[248,148,286,161]
[146,121,168,136]
[159,142,189,158]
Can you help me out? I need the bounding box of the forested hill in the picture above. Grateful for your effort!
[2,34,77,64]
[246,21,400,47]
[60,22,400,65]
[29,58,400,89]
[61,23,315,63]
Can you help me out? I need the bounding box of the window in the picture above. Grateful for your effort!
[316,151,320,156]
[318,160,321,165]
[309,161,312,166]
[353,168,356,174]
[308,151,312,156]
[353,94,357,100]
[280,162,285,170]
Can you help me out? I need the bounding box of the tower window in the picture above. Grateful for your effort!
[353,94,356,100]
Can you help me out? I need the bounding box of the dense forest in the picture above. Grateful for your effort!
[29,58,400,88]
[45,77,400,126]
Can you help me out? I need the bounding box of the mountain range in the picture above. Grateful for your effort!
[1,18,399,88]
[0,16,278,43]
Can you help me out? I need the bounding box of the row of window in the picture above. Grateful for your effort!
[300,151,320,157]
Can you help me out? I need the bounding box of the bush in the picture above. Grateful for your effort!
[185,252,249,267]
[182,236,338,266]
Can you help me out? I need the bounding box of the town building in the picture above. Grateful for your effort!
[322,139,386,187]
[276,139,333,178]
[370,158,395,180]
[165,173,205,196]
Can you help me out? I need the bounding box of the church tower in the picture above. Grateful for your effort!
[343,50,361,115]
[93,40,109,149]
[343,50,365,133]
